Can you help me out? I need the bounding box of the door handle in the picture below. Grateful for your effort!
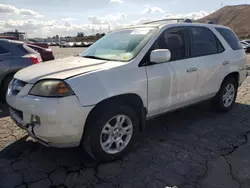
[222,61,230,65]
[186,67,197,73]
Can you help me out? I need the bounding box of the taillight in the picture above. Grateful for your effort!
[30,56,40,64]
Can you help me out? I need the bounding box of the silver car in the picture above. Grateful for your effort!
[0,39,41,101]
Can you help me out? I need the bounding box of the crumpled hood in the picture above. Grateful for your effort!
[14,56,116,83]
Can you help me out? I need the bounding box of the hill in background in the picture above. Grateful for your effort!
[198,4,250,38]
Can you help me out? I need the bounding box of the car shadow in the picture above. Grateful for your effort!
[1,101,250,187]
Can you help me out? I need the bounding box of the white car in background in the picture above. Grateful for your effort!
[7,20,247,162]
[241,41,250,53]
[242,39,250,45]
[59,41,74,48]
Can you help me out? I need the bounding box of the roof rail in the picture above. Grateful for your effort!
[143,18,187,25]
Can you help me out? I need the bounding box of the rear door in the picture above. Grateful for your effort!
[189,26,226,99]
[215,27,247,85]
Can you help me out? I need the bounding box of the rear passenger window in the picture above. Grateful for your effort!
[190,27,224,57]
[0,46,9,55]
[216,28,243,50]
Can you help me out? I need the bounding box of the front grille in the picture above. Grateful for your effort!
[11,79,27,95]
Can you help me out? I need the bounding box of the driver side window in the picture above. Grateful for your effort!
[154,27,188,61]
[140,27,189,66]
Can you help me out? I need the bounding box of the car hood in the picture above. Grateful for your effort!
[14,56,120,83]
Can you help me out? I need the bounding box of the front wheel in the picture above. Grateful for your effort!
[212,77,238,112]
[82,105,139,162]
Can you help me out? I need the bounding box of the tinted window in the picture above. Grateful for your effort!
[217,39,225,53]
[0,45,9,54]
[216,28,243,50]
[190,27,223,57]
[18,44,38,55]
[27,45,40,52]
[154,27,188,61]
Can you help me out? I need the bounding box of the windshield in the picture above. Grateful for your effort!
[81,28,156,62]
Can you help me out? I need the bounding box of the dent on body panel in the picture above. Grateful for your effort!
[195,53,226,97]
[66,65,148,107]
[167,63,177,106]
[66,72,108,106]
[146,63,175,115]
[226,51,245,76]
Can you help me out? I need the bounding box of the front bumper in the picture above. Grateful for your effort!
[6,83,94,147]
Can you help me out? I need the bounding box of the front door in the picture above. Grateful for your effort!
[145,27,198,117]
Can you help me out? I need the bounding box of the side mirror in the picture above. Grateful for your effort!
[150,49,171,63]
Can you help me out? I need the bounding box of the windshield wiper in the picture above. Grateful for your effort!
[83,55,111,61]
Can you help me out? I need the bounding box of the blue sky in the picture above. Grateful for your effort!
[0,0,249,37]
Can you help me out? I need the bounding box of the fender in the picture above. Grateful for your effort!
[66,63,148,108]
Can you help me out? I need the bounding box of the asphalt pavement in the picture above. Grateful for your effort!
[0,48,250,188]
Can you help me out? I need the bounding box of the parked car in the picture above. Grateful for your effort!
[242,39,250,45]
[59,41,71,48]
[0,36,49,49]
[68,42,75,47]
[26,40,49,49]
[83,42,93,47]
[74,42,83,47]
[26,44,55,61]
[241,41,250,53]
[0,39,41,100]
[7,21,247,162]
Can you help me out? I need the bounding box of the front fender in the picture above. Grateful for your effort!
[65,65,148,107]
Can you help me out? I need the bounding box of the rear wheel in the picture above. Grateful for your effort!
[1,74,13,102]
[82,104,139,162]
[212,76,238,112]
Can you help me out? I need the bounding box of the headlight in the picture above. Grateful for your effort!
[29,80,74,97]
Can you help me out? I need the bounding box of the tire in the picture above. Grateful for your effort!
[212,76,238,112]
[1,74,13,102]
[82,104,139,162]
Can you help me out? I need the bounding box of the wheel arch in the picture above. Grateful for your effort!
[0,71,16,89]
[84,93,147,135]
[222,72,239,86]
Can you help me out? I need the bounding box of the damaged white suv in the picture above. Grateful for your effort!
[7,20,247,161]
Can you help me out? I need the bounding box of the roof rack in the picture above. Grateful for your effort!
[143,18,191,25]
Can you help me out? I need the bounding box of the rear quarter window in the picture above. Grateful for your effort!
[18,44,39,55]
[216,28,243,50]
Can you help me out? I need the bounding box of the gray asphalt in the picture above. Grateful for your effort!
[0,47,250,188]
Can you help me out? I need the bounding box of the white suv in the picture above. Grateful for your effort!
[6,21,247,161]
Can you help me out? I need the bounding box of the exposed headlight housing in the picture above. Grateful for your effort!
[29,80,74,97]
